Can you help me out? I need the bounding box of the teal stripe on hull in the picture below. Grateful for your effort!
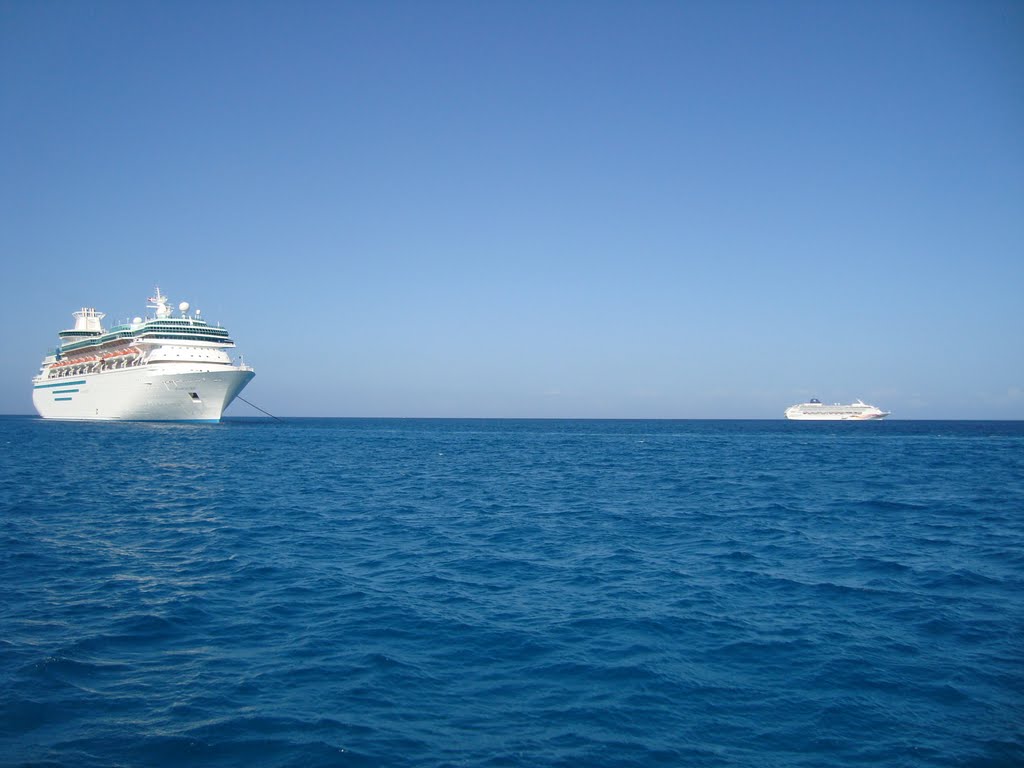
[54,397,73,402]
[35,379,87,389]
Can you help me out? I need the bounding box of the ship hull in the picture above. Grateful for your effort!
[32,365,254,422]
[784,412,888,421]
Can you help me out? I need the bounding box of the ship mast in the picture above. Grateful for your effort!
[147,287,172,319]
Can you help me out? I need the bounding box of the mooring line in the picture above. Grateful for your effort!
[236,395,284,422]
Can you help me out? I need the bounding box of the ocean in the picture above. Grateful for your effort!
[1,417,1021,767]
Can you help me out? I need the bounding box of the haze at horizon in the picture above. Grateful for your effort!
[1,1,1021,419]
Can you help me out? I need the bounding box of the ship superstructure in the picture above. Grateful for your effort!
[32,288,254,421]
[784,399,889,421]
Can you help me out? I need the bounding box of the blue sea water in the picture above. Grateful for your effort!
[1,417,1022,768]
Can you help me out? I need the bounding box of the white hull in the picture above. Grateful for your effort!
[784,411,888,421]
[785,399,889,421]
[33,364,254,422]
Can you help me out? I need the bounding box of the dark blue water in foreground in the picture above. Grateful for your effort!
[1,418,1022,767]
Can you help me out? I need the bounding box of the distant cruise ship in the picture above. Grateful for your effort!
[32,288,254,422]
[785,399,889,421]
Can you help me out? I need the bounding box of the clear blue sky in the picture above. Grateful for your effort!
[2,1,1021,418]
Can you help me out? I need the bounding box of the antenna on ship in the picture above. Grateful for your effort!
[147,287,172,319]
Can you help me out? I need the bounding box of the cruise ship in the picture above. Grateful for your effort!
[32,289,254,422]
[785,399,889,421]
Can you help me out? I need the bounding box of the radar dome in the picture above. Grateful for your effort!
[133,317,142,324]
[179,301,190,312]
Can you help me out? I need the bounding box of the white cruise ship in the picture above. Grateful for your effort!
[785,399,889,420]
[32,289,254,422]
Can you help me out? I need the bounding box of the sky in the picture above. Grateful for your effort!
[1,0,1022,418]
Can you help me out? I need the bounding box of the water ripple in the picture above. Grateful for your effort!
[1,418,1022,767]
